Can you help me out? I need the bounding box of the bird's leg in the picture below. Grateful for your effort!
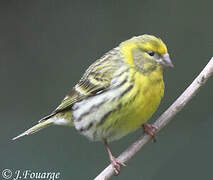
[104,140,126,175]
[142,123,158,142]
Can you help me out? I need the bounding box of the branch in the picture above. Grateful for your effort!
[94,57,213,180]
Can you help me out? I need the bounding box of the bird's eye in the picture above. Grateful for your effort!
[148,50,155,56]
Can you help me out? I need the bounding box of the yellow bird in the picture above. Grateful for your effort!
[13,34,173,174]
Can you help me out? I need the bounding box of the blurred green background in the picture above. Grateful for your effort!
[0,0,213,180]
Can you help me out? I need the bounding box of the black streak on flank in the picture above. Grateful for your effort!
[119,85,134,98]
[79,122,93,132]
[98,103,122,126]
[76,99,107,122]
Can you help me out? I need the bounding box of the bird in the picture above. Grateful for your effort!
[13,34,173,174]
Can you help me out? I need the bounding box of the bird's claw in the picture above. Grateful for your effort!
[110,156,126,175]
[143,123,158,142]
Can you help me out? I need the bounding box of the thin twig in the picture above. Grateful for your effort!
[94,57,213,180]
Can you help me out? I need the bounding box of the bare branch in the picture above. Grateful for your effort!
[94,57,213,180]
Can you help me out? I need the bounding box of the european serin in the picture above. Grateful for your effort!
[13,34,173,174]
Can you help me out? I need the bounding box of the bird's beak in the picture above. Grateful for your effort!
[160,53,174,68]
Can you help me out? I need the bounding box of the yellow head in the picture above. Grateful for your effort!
[120,34,173,73]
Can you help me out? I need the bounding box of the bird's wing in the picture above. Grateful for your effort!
[54,71,111,113]
[54,50,123,114]
[38,48,123,123]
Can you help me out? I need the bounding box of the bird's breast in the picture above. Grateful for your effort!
[72,67,164,142]
[102,67,164,141]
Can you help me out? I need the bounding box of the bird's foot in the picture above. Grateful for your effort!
[110,156,126,175]
[143,123,158,142]
[104,140,126,175]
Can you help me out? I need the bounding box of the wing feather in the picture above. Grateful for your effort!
[54,48,123,113]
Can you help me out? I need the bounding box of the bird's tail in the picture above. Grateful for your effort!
[12,118,54,140]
